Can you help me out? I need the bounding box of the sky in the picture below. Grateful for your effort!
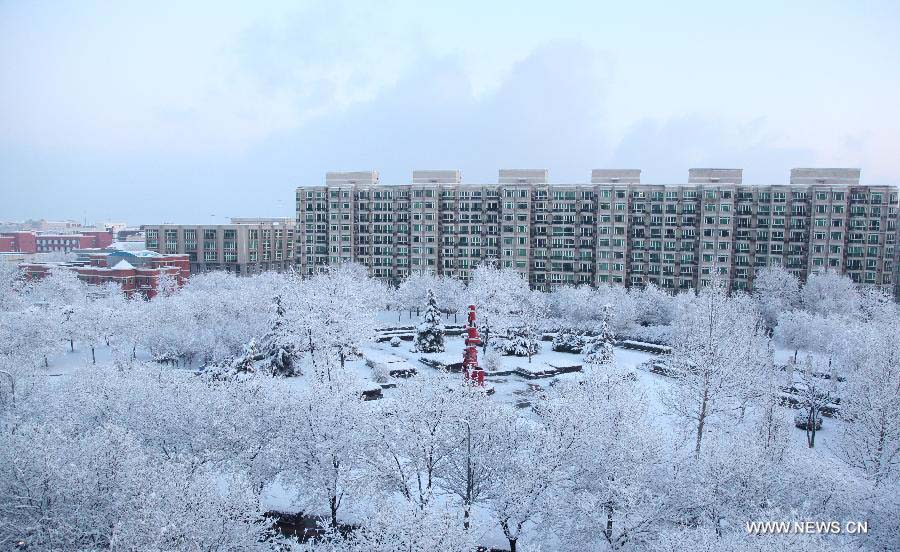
[1,0,899,224]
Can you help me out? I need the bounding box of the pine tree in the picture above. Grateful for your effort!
[413,289,445,353]
[231,339,260,375]
[582,304,615,372]
[552,329,586,353]
[259,295,298,377]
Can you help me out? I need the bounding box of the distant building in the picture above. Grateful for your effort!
[20,248,190,299]
[143,218,295,275]
[0,230,114,254]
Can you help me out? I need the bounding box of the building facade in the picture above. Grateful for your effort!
[143,218,295,275]
[20,249,190,299]
[295,168,899,297]
[0,230,113,254]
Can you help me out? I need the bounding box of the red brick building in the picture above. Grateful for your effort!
[20,249,190,299]
[0,230,113,254]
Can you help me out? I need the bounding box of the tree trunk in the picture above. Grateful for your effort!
[91,345,96,365]
[807,409,816,448]
[44,355,49,368]
[604,504,614,544]
[509,538,517,552]
[464,423,473,530]
[330,495,339,528]
[69,339,74,352]
[695,386,709,458]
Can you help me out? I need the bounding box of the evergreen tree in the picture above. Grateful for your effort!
[259,295,298,377]
[413,289,445,353]
[582,304,615,372]
[552,329,586,353]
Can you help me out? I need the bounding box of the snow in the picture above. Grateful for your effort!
[4,266,898,551]
[111,258,134,270]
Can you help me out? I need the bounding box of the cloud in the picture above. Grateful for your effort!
[0,35,872,224]
[252,40,613,185]
[611,115,818,184]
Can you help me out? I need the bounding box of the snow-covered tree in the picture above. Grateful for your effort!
[258,295,299,376]
[514,289,547,363]
[662,278,767,457]
[467,260,528,353]
[487,400,576,552]
[582,304,615,374]
[838,322,900,485]
[439,388,514,529]
[278,372,368,528]
[801,269,860,318]
[364,377,459,510]
[412,289,445,353]
[296,264,386,378]
[298,500,476,552]
[395,270,440,317]
[546,372,667,551]
[794,355,836,449]
[752,264,800,328]
[630,282,675,326]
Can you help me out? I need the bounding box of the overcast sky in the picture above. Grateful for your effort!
[2,0,899,224]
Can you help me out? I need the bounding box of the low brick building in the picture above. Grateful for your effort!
[20,249,190,299]
[0,230,113,254]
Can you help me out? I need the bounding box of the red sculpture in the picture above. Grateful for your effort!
[463,305,484,386]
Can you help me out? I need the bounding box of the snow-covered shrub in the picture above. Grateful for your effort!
[493,330,540,357]
[483,346,503,371]
[412,289,445,353]
[390,336,401,348]
[552,330,587,353]
[619,324,673,346]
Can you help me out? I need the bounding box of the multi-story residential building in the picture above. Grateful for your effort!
[143,218,295,275]
[296,168,899,297]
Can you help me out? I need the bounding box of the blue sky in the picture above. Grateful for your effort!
[2,0,899,223]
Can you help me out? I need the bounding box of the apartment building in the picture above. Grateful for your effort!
[295,169,899,296]
[144,218,295,275]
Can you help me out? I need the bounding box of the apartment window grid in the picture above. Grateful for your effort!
[293,182,899,294]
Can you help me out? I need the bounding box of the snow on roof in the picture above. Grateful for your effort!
[130,250,162,257]
[111,259,134,270]
[109,241,146,251]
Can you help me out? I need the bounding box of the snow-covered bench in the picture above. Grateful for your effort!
[619,340,672,355]
[365,352,418,381]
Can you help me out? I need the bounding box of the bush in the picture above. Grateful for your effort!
[493,333,540,357]
[552,330,587,353]
[390,336,401,348]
